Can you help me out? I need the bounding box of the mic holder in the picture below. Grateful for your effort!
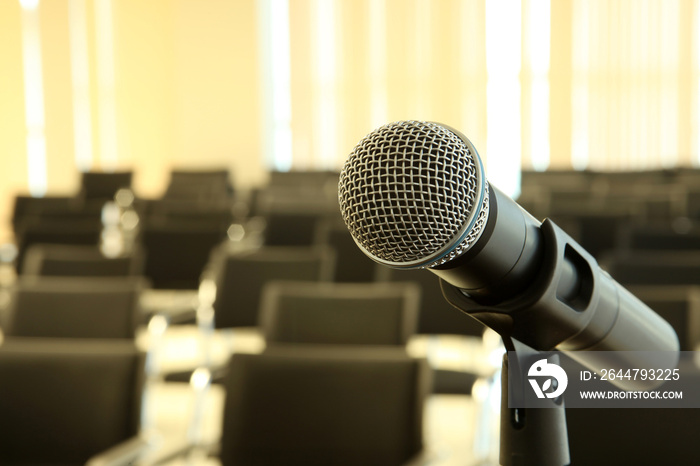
[498,336,570,466]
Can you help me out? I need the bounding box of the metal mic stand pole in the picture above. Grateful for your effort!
[499,336,570,466]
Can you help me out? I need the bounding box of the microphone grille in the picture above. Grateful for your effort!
[338,120,487,268]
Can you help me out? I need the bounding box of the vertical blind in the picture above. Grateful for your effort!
[1,0,700,239]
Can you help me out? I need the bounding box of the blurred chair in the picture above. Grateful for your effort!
[215,347,431,466]
[267,170,339,190]
[0,338,151,465]
[627,285,700,351]
[1,277,146,340]
[207,245,335,330]
[21,243,144,277]
[260,281,420,347]
[14,218,103,274]
[139,219,228,289]
[617,223,700,252]
[548,211,634,259]
[262,212,321,247]
[315,218,379,282]
[11,194,79,232]
[79,171,133,202]
[566,354,700,465]
[376,267,486,395]
[164,169,234,202]
[377,267,485,338]
[143,199,234,229]
[600,250,700,286]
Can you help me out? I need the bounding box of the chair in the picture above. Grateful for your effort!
[0,338,149,465]
[143,199,235,229]
[21,243,144,277]
[1,277,146,340]
[617,223,700,252]
[315,218,379,282]
[139,219,228,289]
[260,281,420,347]
[377,267,485,338]
[262,212,321,246]
[207,245,335,330]
[566,354,700,465]
[164,169,234,202]
[599,250,700,286]
[14,218,103,274]
[11,194,78,231]
[627,285,700,351]
[218,347,431,466]
[79,171,133,202]
[376,267,485,395]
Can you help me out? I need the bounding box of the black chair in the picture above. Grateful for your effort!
[600,250,700,286]
[164,169,234,202]
[376,267,485,395]
[79,171,133,202]
[617,223,700,252]
[627,285,700,351]
[142,199,235,229]
[1,277,146,340]
[218,347,431,466]
[377,267,485,338]
[262,212,321,246]
[316,218,379,282]
[566,355,700,465]
[0,338,149,465]
[139,220,228,289]
[267,170,339,190]
[21,243,144,277]
[14,218,103,274]
[207,246,335,330]
[11,194,78,231]
[260,281,420,347]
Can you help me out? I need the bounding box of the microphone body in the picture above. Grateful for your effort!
[338,121,678,390]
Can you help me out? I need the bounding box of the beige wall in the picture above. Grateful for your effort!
[0,0,264,241]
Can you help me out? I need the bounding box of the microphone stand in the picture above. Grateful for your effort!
[499,336,570,466]
[440,279,570,465]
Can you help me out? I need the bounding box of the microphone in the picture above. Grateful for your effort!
[338,120,678,390]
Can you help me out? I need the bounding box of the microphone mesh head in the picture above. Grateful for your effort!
[338,120,488,268]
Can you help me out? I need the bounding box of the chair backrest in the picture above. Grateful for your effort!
[14,218,103,274]
[11,195,78,231]
[315,218,379,282]
[627,285,700,351]
[139,220,228,289]
[260,281,420,346]
[220,347,429,466]
[80,171,133,201]
[211,246,335,329]
[566,355,700,465]
[2,277,146,339]
[164,169,234,201]
[22,243,144,277]
[0,338,144,465]
[377,267,485,337]
[617,224,700,251]
[263,212,322,247]
[600,250,700,286]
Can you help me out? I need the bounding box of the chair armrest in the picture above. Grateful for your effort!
[85,435,154,466]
